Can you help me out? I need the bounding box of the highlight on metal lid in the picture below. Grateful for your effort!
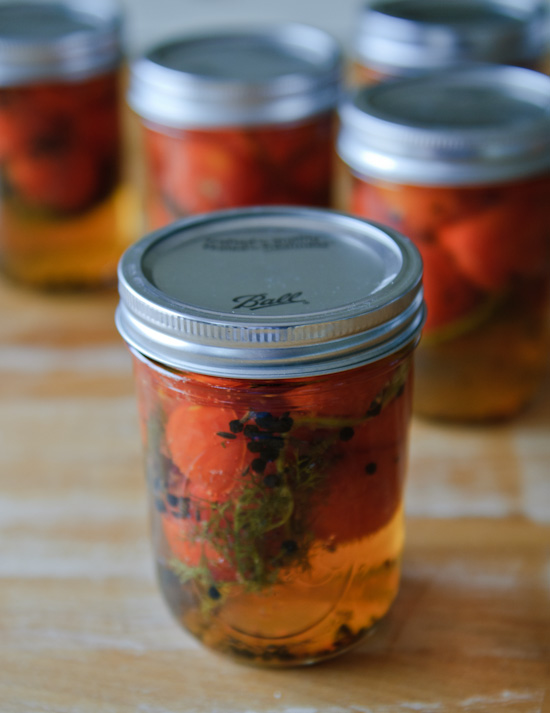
[353,0,549,75]
[0,0,123,85]
[338,64,550,186]
[128,24,343,128]
[116,207,425,378]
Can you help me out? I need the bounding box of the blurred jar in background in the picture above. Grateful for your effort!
[337,65,550,422]
[349,0,550,85]
[128,25,342,230]
[0,0,134,289]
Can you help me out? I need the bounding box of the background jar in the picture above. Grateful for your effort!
[0,0,133,289]
[128,25,342,230]
[337,65,550,422]
[349,0,550,85]
[116,206,424,666]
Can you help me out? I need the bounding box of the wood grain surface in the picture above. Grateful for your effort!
[0,277,548,713]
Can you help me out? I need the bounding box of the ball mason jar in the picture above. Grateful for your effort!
[116,207,424,666]
[0,0,132,288]
[350,0,550,85]
[337,65,550,422]
[128,25,342,230]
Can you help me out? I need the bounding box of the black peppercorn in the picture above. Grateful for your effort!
[339,426,354,441]
[208,585,221,600]
[251,457,267,473]
[166,493,179,507]
[365,462,377,475]
[263,473,282,488]
[281,539,298,554]
[229,419,244,433]
[366,400,382,417]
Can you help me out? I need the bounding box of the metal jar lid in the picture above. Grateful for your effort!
[0,0,123,86]
[127,24,343,129]
[352,0,549,77]
[116,207,424,379]
[337,65,550,186]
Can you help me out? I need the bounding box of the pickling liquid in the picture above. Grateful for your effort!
[156,507,403,665]
[133,347,413,665]
[0,185,135,288]
[414,286,550,421]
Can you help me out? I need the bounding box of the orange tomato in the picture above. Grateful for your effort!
[258,121,314,165]
[348,377,412,450]
[0,108,33,161]
[283,360,402,419]
[350,179,489,243]
[418,242,484,331]
[438,195,549,291]
[290,142,332,205]
[162,514,237,582]
[6,144,100,213]
[143,115,333,224]
[310,441,404,544]
[157,129,268,215]
[0,75,119,214]
[165,403,249,502]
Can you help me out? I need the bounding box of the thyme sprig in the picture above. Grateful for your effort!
[165,362,409,597]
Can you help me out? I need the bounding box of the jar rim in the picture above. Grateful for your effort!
[353,0,548,72]
[0,0,123,85]
[127,24,342,128]
[337,64,550,186]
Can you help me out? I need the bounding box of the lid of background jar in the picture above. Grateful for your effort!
[0,0,123,85]
[352,0,549,77]
[128,24,343,128]
[337,64,550,186]
[116,206,425,378]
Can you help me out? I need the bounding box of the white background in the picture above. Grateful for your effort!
[118,0,364,58]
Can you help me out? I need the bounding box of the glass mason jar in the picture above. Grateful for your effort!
[0,0,133,288]
[116,207,424,666]
[337,65,550,422]
[349,0,550,85]
[128,25,342,230]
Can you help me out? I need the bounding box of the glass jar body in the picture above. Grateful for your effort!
[132,346,415,665]
[0,70,134,288]
[343,168,550,421]
[140,113,334,230]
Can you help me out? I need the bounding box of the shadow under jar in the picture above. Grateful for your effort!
[127,25,342,230]
[0,0,132,289]
[349,0,550,86]
[116,206,424,666]
[337,65,550,422]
